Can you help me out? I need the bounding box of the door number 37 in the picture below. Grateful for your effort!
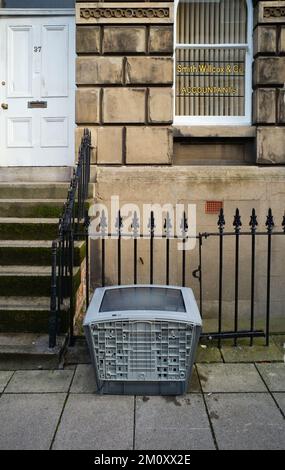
[34,46,42,53]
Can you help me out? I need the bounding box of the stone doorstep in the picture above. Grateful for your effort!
[0,182,70,199]
[0,198,92,219]
[0,296,69,335]
[0,333,67,370]
[0,240,85,266]
[0,168,73,183]
[0,218,59,241]
[0,182,94,199]
[0,199,67,219]
[0,296,51,310]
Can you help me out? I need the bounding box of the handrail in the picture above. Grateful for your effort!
[49,129,91,348]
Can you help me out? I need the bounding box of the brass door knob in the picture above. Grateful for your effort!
[1,103,8,110]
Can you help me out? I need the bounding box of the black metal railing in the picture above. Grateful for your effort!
[93,207,285,347]
[49,129,91,348]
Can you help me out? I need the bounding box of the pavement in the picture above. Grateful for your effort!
[0,338,284,450]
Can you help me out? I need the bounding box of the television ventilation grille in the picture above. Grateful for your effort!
[90,320,194,382]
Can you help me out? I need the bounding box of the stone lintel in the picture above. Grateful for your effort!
[76,2,174,24]
[256,1,285,25]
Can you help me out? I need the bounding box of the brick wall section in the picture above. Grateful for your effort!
[75,1,174,165]
[253,1,285,163]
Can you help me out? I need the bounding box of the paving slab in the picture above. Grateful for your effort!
[135,395,215,450]
[0,393,66,450]
[70,364,97,393]
[64,338,91,365]
[0,371,13,393]
[5,370,74,393]
[52,394,134,450]
[206,393,285,450]
[272,335,285,354]
[221,341,283,363]
[273,393,285,415]
[195,343,223,363]
[197,364,267,393]
[187,367,201,393]
[256,363,285,392]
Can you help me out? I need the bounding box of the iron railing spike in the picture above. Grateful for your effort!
[147,211,156,231]
[266,208,274,232]
[131,211,140,236]
[217,207,225,231]
[249,208,258,232]
[164,212,172,236]
[115,210,123,231]
[233,208,242,232]
[282,212,285,233]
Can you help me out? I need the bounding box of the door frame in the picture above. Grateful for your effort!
[0,8,76,167]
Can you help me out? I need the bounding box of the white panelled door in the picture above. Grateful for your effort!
[0,15,75,166]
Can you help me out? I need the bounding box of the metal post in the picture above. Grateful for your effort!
[49,241,58,348]
[68,229,75,346]
[117,210,122,286]
[149,211,154,285]
[198,234,203,318]
[265,209,274,346]
[218,209,225,349]
[84,211,90,309]
[164,212,171,286]
[181,212,188,287]
[249,209,258,346]
[233,209,242,347]
[132,211,139,285]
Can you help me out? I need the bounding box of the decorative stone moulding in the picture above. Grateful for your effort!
[257,1,285,23]
[76,3,174,24]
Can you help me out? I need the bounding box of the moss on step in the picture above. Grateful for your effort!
[0,201,91,219]
[0,243,85,266]
[0,203,62,218]
[0,268,81,297]
[0,222,58,241]
[0,183,94,200]
[0,309,69,334]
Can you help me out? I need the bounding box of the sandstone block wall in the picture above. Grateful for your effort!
[76,1,174,165]
[253,1,285,164]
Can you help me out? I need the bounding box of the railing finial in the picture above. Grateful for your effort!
[164,212,172,238]
[115,210,123,235]
[218,207,225,233]
[265,208,274,233]
[282,211,285,233]
[131,210,140,238]
[233,208,242,233]
[249,208,258,233]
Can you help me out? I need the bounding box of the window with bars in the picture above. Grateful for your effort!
[175,0,252,125]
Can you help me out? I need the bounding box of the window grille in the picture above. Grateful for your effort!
[175,0,252,125]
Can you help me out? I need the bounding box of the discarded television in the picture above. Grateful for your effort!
[83,285,202,395]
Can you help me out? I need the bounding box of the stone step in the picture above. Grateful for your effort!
[0,183,69,199]
[0,182,94,199]
[0,333,67,370]
[0,199,92,218]
[0,265,81,297]
[0,218,59,240]
[0,167,73,183]
[0,240,85,266]
[0,199,66,218]
[0,296,69,334]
